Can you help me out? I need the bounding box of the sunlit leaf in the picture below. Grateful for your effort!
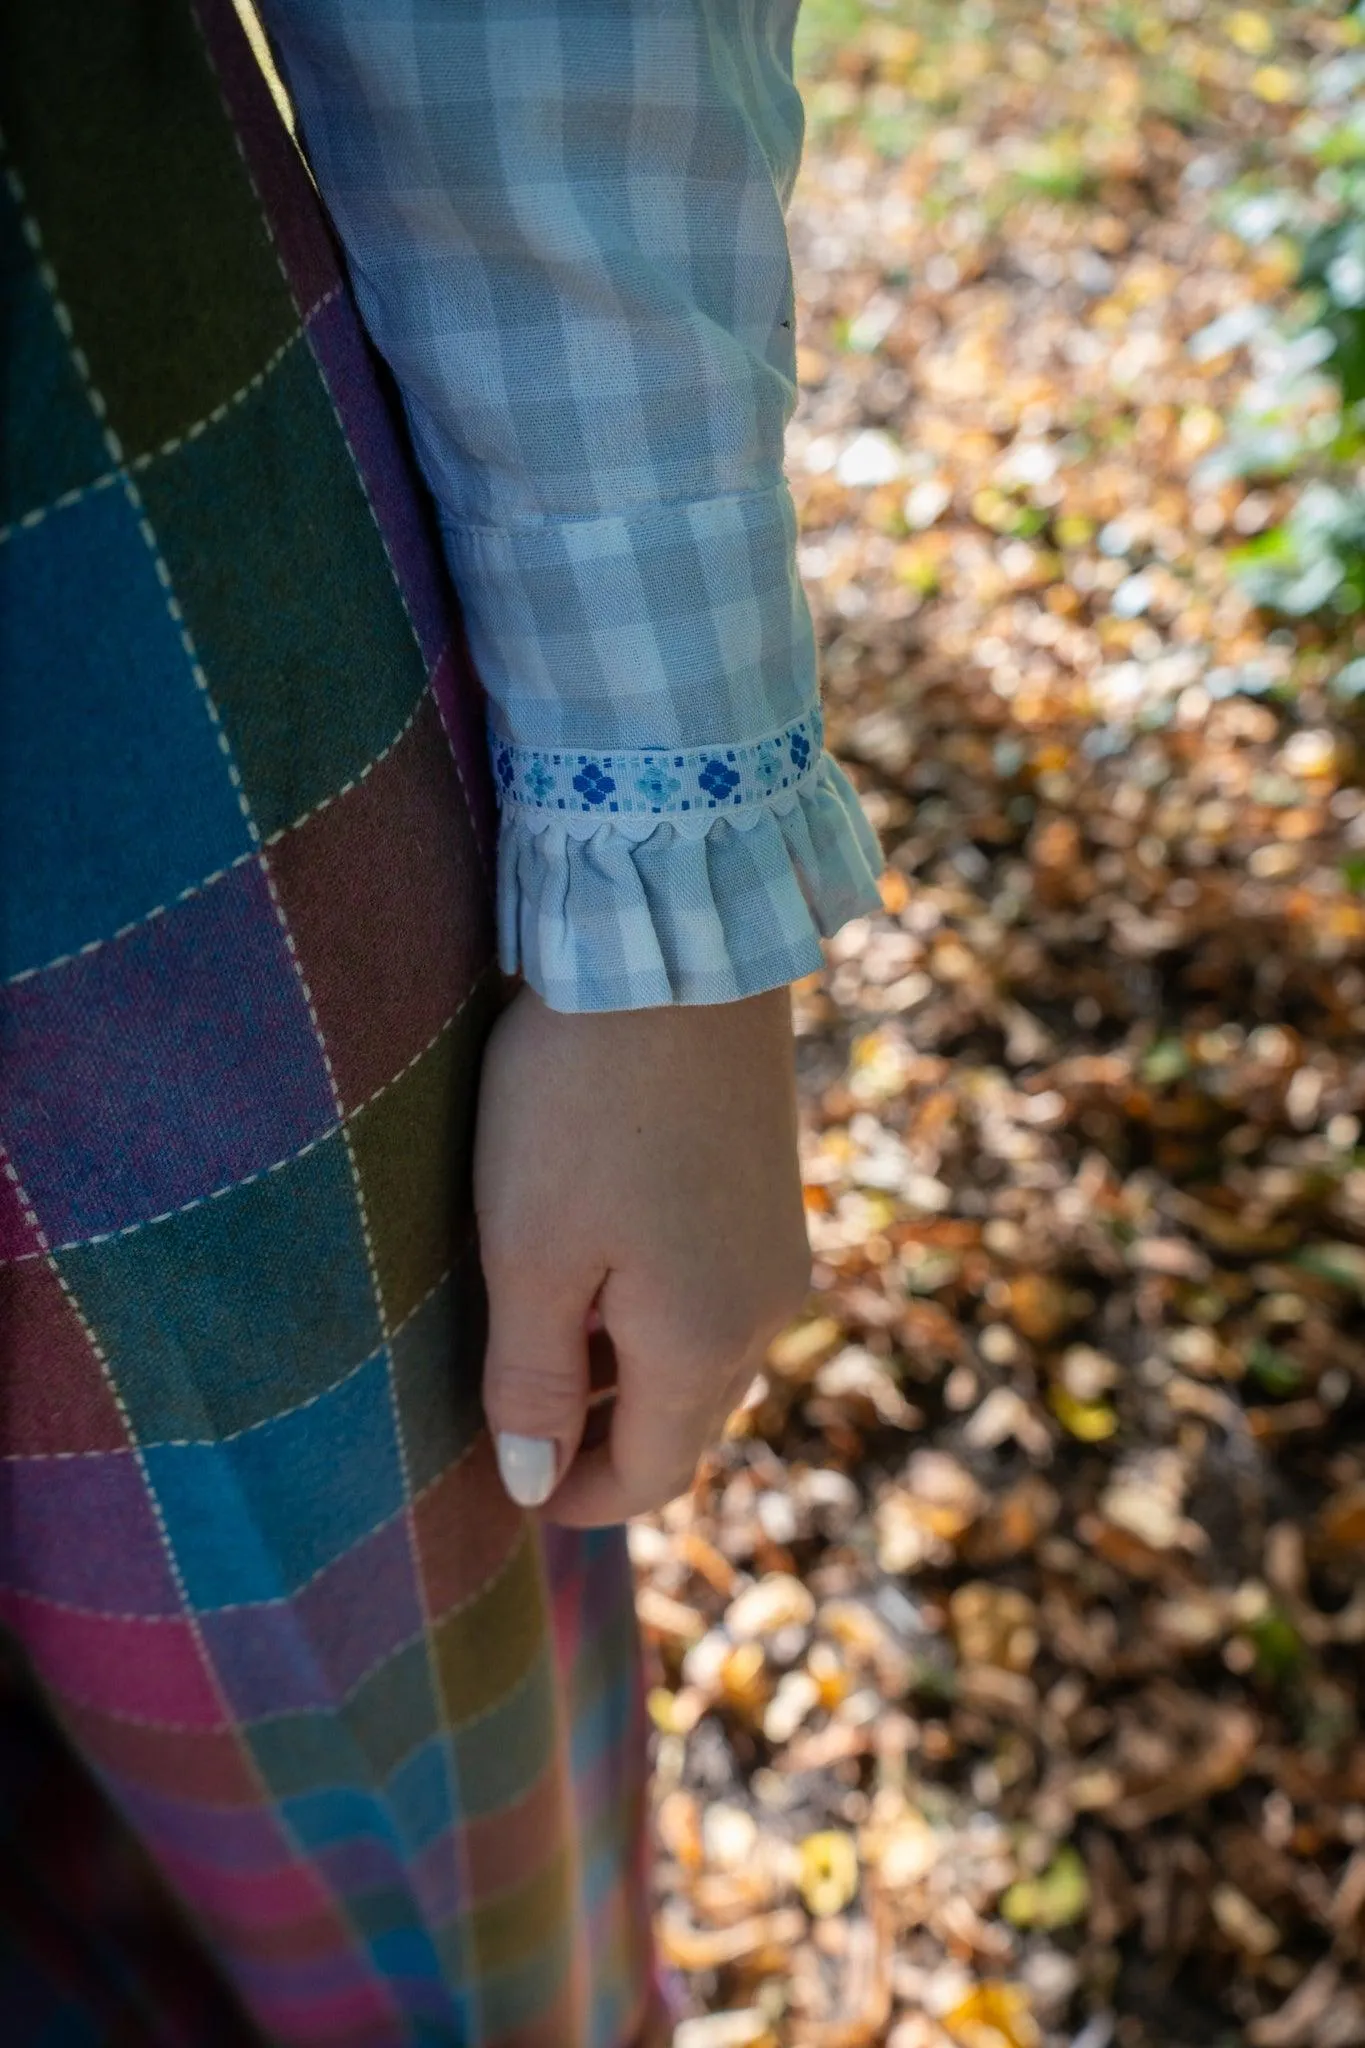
[942,1981,1042,2048]
[1000,1845,1091,1930]
[798,1830,860,1917]
[1048,1385,1120,1441]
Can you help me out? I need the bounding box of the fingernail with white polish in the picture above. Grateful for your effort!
[495,1433,557,1508]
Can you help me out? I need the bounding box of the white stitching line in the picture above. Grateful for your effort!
[252,275,491,887]
[2,157,512,1981]
[337,1646,548,1800]
[0,468,123,544]
[5,851,261,988]
[41,1125,337,1255]
[0,1444,489,1621]
[242,1522,534,1737]
[430,1620,550,1746]
[127,315,314,465]
[350,1000,457,1117]
[0,1159,244,1729]
[260,681,432,847]
[252,832,451,1751]
[2,671,441,992]
[454,1833,574,1935]
[388,1258,463,1346]
[0,1245,472,1463]
[297,380,492,882]
[76,1637,550,1829]
[409,1429,489,1515]
[39,1607,549,1784]
[4,1381,497,1486]
[1,1357,497,1641]
[199,89,475,1925]
[0,303,341,549]
[0,176,238,892]
[430,650,495,883]
[0,269,408,999]
[1,970,492,1264]
[126,473,258,832]
[0,163,390,1961]
[4,125,511,1967]
[37,55,444,1989]
[0,1340,375,1459]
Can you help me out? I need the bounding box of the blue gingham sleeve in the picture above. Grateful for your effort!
[259,0,884,1011]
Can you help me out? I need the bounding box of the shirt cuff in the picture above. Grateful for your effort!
[440,484,815,753]
[489,709,885,1012]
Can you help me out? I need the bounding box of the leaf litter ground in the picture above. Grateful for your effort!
[634,7,1365,2046]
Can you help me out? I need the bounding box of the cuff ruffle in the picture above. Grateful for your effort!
[495,749,884,1012]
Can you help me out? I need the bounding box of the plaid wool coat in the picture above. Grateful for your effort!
[0,4,650,2043]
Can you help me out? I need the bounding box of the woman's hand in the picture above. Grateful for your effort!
[473,983,811,1526]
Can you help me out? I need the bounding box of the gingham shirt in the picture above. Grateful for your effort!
[260,0,884,1011]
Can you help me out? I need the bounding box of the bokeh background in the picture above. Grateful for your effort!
[633,5,1365,2045]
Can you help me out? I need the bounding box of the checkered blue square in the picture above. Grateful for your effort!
[144,1353,404,1609]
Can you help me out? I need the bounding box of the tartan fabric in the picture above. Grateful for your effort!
[0,5,650,2044]
[256,0,885,1011]
[0,1639,263,2048]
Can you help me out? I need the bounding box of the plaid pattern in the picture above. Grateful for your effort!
[0,6,649,2045]
[0,1639,263,2047]
[258,0,885,1011]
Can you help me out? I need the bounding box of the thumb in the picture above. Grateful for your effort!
[482,1274,592,1509]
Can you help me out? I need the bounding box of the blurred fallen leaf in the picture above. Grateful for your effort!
[1247,1961,1342,2047]
[1000,1846,1091,1931]
[673,2013,776,2048]
[768,1317,845,1383]
[1111,1702,1258,1828]
[1318,1483,1365,1556]
[640,10,1365,2041]
[637,1587,706,1644]
[865,1808,942,1890]
[964,1474,1060,1565]
[657,1788,704,1872]
[659,1908,808,1972]
[815,1346,924,1429]
[1211,1883,1279,1957]
[1048,1385,1120,1441]
[1004,1274,1075,1343]
[726,1573,816,1641]
[950,1583,1039,1673]
[1099,1451,1203,1554]
[1290,1244,1365,1298]
[941,1980,1042,2048]
[719,1641,772,1719]
[800,1831,861,1918]
[962,1388,1053,1459]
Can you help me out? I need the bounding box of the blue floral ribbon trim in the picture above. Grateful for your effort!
[489,708,825,819]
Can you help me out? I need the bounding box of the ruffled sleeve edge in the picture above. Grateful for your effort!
[495,749,885,1012]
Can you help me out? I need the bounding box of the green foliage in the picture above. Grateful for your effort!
[1008,133,1100,203]
[793,0,876,74]
[1230,484,1365,616]
[1001,1846,1090,1931]
[1247,1604,1306,1686]
[1215,7,1365,658]
[1246,1339,1304,1396]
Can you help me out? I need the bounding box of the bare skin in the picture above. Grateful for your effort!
[474,983,811,1526]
